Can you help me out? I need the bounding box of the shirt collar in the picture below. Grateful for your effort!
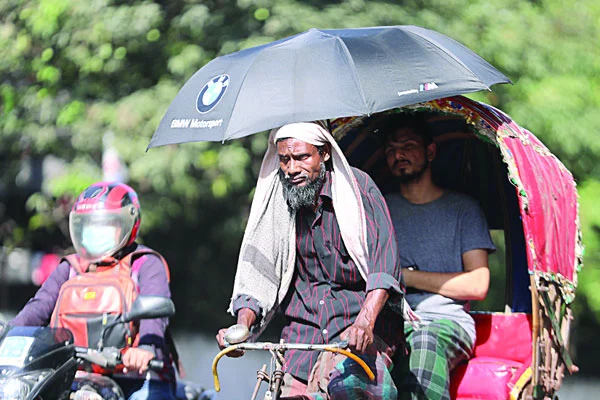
[319,170,333,202]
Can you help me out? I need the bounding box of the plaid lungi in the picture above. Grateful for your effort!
[394,319,473,400]
[280,335,397,400]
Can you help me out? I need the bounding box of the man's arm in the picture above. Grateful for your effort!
[216,307,256,347]
[216,295,260,356]
[235,307,257,327]
[215,307,256,357]
[9,261,70,326]
[124,253,171,374]
[346,173,402,353]
[136,254,171,341]
[401,248,490,301]
[345,289,389,353]
[361,179,403,297]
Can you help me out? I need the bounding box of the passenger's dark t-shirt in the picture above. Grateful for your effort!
[385,190,496,344]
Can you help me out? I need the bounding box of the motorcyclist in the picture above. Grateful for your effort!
[9,182,177,400]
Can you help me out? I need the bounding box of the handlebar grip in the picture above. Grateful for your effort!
[212,345,242,392]
[75,346,90,354]
[149,359,164,370]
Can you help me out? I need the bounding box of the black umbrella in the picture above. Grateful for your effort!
[148,25,510,148]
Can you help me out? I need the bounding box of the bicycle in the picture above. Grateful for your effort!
[212,324,375,400]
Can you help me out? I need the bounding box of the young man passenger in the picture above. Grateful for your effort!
[380,113,496,400]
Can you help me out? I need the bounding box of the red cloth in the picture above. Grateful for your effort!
[450,313,532,400]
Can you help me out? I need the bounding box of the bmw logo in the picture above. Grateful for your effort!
[196,74,230,113]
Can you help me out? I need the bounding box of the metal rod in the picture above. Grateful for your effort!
[530,274,540,390]
[250,364,268,400]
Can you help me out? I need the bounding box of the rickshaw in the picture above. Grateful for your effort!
[328,95,582,400]
[211,94,581,400]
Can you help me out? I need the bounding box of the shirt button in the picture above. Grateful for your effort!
[319,300,325,305]
[322,329,328,335]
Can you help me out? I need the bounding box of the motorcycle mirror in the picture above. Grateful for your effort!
[97,296,175,350]
[121,295,176,323]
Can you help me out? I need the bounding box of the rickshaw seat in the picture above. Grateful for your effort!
[450,312,533,400]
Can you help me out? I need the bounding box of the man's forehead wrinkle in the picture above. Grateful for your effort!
[277,140,317,156]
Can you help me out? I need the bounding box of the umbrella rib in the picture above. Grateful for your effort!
[402,26,494,89]
[220,51,270,141]
[332,36,370,113]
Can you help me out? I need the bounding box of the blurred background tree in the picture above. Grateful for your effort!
[1,0,598,373]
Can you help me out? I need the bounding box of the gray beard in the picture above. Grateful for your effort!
[279,162,326,211]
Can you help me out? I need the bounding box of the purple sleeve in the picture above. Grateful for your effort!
[135,254,171,346]
[9,261,70,326]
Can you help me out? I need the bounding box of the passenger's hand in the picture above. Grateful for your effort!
[122,347,155,374]
[216,328,245,357]
[343,322,375,354]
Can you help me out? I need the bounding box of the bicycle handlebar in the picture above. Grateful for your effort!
[211,341,375,392]
[75,347,164,371]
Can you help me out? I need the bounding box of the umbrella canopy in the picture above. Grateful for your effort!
[148,25,511,148]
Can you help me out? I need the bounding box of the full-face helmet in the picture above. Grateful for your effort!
[69,182,141,262]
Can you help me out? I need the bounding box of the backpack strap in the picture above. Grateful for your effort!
[62,254,126,278]
[120,247,171,283]
[61,246,170,280]
[62,254,92,276]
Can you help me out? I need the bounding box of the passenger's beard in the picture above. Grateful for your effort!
[279,162,326,211]
[397,158,430,184]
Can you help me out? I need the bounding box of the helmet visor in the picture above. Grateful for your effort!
[69,208,135,262]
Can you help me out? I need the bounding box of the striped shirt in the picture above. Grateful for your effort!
[233,167,403,381]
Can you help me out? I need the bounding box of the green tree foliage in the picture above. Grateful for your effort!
[1,0,599,336]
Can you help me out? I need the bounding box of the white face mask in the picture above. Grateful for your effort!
[81,225,119,257]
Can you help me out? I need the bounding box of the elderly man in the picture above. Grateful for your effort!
[380,113,496,400]
[216,122,407,399]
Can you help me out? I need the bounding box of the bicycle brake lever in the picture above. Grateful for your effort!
[76,349,111,367]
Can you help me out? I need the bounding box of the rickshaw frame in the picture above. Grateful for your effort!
[331,95,582,399]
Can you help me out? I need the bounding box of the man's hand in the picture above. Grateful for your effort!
[402,249,490,300]
[122,347,155,375]
[216,328,245,358]
[343,288,389,354]
[215,307,256,358]
[343,321,375,354]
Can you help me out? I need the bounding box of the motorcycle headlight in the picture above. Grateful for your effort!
[0,370,52,400]
[0,377,30,399]
[72,388,104,400]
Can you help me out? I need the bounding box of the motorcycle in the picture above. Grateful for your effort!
[0,296,212,400]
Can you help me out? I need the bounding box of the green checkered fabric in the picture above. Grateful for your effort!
[280,335,398,399]
[394,319,473,400]
[326,349,397,399]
